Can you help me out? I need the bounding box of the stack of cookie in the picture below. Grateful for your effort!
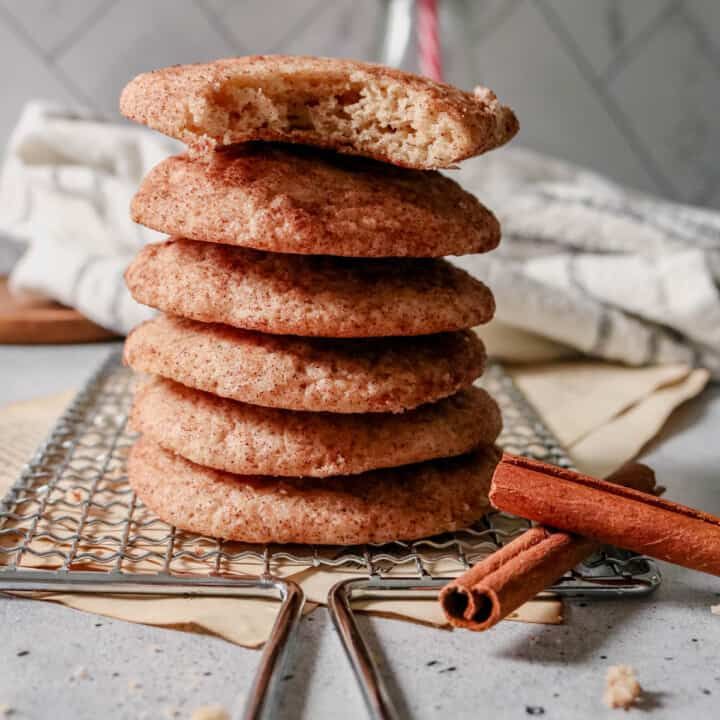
[120,56,518,545]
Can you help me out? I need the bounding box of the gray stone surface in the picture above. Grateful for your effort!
[2,345,720,719]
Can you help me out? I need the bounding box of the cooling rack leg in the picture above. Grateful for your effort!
[242,578,305,720]
[328,578,401,720]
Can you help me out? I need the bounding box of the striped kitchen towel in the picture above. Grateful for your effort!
[454,148,720,378]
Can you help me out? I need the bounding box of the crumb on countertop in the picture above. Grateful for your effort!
[191,705,230,720]
[604,665,641,710]
[710,604,720,616]
[69,666,90,682]
[0,704,14,717]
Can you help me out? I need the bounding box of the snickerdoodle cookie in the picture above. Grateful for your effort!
[123,315,486,413]
[130,377,502,477]
[120,55,518,169]
[126,238,494,337]
[128,438,500,544]
[131,145,500,257]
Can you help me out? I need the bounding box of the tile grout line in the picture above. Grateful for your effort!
[468,0,525,46]
[463,0,525,97]
[532,0,679,201]
[47,0,119,62]
[193,0,250,56]
[269,0,330,55]
[0,3,105,115]
[678,3,720,77]
[602,0,681,83]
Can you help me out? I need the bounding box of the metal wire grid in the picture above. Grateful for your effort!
[0,351,658,587]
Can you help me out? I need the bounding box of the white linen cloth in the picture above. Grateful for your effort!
[453,150,720,377]
[1,101,719,379]
[0,101,178,331]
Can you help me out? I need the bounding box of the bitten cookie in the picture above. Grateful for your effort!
[131,145,500,258]
[123,315,486,413]
[120,55,518,169]
[126,238,495,337]
[128,438,501,544]
[130,377,502,477]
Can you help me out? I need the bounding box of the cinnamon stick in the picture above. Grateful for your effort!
[439,461,657,631]
[492,453,720,575]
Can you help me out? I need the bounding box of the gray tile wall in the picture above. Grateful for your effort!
[1,0,718,207]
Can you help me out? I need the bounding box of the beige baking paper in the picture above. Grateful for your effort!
[507,362,691,448]
[34,594,298,649]
[507,363,709,475]
[568,368,710,478]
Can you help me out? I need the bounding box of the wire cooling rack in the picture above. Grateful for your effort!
[0,351,661,720]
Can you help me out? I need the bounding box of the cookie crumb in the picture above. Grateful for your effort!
[0,704,14,717]
[69,666,89,682]
[127,679,142,691]
[65,487,84,503]
[711,604,720,616]
[191,705,230,720]
[604,665,641,710]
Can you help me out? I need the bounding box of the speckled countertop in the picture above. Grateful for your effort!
[2,344,720,720]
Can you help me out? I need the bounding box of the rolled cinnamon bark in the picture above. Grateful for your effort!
[439,461,656,631]
[491,454,720,575]
[440,527,595,630]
